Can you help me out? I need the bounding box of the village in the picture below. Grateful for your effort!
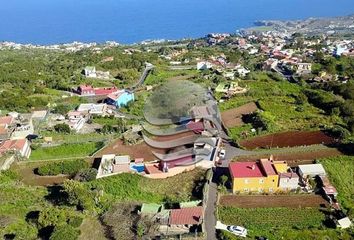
[0,23,353,240]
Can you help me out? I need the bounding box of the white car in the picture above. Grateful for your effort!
[219,149,226,159]
[227,225,247,237]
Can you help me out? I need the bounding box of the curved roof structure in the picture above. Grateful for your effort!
[152,148,194,161]
[143,80,210,125]
[143,134,199,149]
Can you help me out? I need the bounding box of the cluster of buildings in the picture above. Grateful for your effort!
[0,111,45,169]
[196,56,250,79]
[0,41,119,52]
[75,85,134,108]
[228,156,343,195]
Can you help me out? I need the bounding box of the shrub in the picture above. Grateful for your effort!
[54,123,71,134]
[50,225,80,240]
[68,216,83,228]
[74,168,98,182]
[37,160,89,176]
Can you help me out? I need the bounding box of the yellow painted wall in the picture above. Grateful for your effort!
[273,163,288,173]
[232,175,279,193]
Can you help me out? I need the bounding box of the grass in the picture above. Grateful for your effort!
[320,156,354,217]
[40,131,110,144]
[88,168,206,204]
[30,142,104,160]
[79,217,106,240]
[218,206,328,240]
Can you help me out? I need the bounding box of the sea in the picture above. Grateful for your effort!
[1,0,354,45]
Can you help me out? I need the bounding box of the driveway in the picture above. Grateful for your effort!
[205,168,218,240]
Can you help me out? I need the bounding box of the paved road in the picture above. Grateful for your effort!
[205,169,218,240]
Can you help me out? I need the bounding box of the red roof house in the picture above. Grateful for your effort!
[0,116,14,127]
[94,87,118,96]
[0,139,31,158]
[229,161,264,178]
[169,206,203,226]
[77,85,95,95]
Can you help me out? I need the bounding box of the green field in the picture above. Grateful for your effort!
[217,206,350,240]
[30,142,104,160]
[219,77,341,139]
[320,156,354,217]
[40,131,111,144]
[88,168,206,204]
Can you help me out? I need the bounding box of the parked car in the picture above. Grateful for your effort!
[219,149,226,159]
[227,225,247,237]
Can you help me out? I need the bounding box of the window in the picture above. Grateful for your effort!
[244,179,249,184]
[259,179,264,184]
[243,188,249,192]
[258,188,264,193]
[269,188,273,192]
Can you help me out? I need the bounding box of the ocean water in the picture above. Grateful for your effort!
[0,0,353,45]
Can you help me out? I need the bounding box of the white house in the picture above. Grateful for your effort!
[77,103,108,116]
[197,61,213,70]
[235,65,250,77]
[298,164,326,178]
[84,66,97,78]
[278,172,300,191]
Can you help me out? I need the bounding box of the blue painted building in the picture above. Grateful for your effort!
[106,90,135,108]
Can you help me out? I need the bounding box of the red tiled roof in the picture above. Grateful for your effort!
[186,121,204,131]
[0,139,27,154]
[0,116,13,126]
[323,186,337,195]
[94,87,118,96]
[259,159,277,176]
[229,161,264,178]
[0,126,8,135]
[107,91,124,101]
[169,207,203,225]
[79,85,93,91]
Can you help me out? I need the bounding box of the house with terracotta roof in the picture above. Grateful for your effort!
[0,116,14,141]
[0,139,31,158]
[106,90,134,108]
[229,157,299,193]
[166,206,204,234]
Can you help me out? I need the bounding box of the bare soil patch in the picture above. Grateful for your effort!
[219,195,328,208]
[235,147,342,167]
[13,162,69,186]
[95,139,164,161]
[221,102,258,128]
[240,131,336,150]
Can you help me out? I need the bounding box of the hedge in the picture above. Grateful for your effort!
[37,160,89,176]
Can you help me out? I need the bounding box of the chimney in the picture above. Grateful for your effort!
[269,154,274,161]
[251,165,255,170]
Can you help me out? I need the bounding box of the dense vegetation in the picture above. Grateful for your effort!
[37,159,89,176]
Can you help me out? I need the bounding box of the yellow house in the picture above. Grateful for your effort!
[229,159,280,193]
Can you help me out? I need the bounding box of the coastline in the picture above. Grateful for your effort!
[0,14,353,49]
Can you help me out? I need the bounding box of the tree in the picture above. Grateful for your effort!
[38,208,68,228]
[62,180,97,211]
[54,123,71,134]
[220,175,228,187]
[101,124,114,134]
